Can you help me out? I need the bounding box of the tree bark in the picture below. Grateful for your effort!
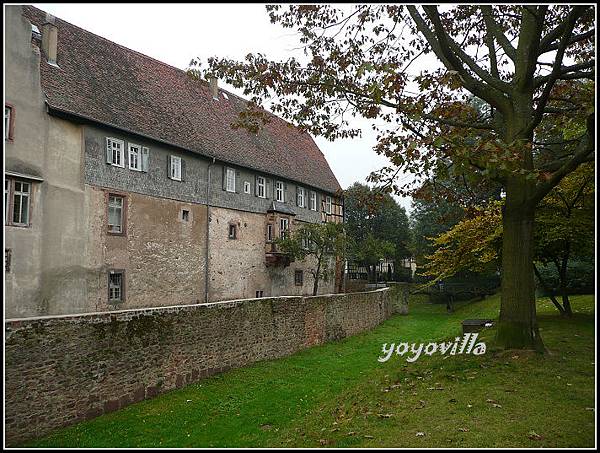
[496,178,545,351]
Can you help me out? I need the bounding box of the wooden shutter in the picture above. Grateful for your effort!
[255,175,259,197]
[266,178,271,199]
[181,159,186,181]
[105,138,112,164]
[167,155,172,179]
[222,166,227,190]
[141,147,149,172]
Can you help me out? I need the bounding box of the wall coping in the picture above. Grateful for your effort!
[4,288,389,324]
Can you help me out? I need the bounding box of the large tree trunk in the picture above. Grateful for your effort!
[496,178,545,351]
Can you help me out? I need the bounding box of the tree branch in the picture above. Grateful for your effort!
[538,7,592,53]
[480,6,517,61]
[408,6,511,115]
[531,114,594,204]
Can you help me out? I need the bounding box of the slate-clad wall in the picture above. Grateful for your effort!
[5,288,391,445]
[84,125,327,223]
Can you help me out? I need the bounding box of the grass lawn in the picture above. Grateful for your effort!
[24,293,595,448]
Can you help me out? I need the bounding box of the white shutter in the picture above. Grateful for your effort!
[105,138,112,164]
[141,147,149,172]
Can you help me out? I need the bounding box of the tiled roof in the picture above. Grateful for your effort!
[21,6,342,194]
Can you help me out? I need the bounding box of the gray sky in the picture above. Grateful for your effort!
[31,3,414,212]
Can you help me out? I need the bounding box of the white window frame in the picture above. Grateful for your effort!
[267,223,273,242]
[226,167,236,193]
[128,143,142,171]
[257,176,266,198]
[279,217,289,238]
[10,180,31,226]
[5,105,12,141]
[276,181,284,202]
[310,191,317,211]
[297,187,305,207]
[107,137,125,168]
[170,155,182,181]
[244,181,251,194]
[325,196,332,214]
[108,195,124,234]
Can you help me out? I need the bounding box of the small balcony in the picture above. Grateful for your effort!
[265,241,291,267]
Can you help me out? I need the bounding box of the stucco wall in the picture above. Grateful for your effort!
[5,288,392,445]
[208,206,335,301]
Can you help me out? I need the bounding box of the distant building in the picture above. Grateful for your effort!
[4,5,343,318]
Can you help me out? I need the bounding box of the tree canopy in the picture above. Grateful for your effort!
[191,5,595,350]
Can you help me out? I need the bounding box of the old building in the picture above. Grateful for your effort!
[4,5,344,318]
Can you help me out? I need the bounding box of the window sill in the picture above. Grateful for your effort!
[5,223,30,229]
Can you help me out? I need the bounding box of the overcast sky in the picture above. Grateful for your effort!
[29,3,416,212]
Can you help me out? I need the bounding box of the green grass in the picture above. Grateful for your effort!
[24,293,595,448]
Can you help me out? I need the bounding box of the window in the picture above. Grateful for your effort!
[128,144,141,171]
[279,218,289,238]
[225,167,236,192]
[244,181,251,194]
[256,176,266,198]
[12,180,30,226]
[256,290,264,298]
[182,209,189,221]
[170,155,182,181]
[228,223,237,239]
[276,181,285,202]
[108,194,124,234]
[297,187,305,207]
[295,270,303,286]
[5,105,14,141]
[106,138,125,168]
[267,224,273,242]
[108,270,124,303]
[310,191,317,211]
[5,178,33,227]
[325,196,332,214]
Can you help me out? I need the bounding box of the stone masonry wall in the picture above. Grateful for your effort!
[5,288,392,445]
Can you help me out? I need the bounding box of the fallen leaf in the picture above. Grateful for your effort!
[364,435,374,439]
[449,398,457,403]
[347,431,356,436]
[458,427,469,432]
[377,413,394,418]
[492,403,502,408]
[416,432,425,437]
[528,431,542,440]
[319,439,328,446]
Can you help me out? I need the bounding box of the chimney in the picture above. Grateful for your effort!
[209,76,219,100]
[42,14,58,65]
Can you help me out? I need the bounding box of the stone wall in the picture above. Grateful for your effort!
[5,288,392,445]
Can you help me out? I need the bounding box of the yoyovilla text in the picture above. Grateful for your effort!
[378,333,486,363]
